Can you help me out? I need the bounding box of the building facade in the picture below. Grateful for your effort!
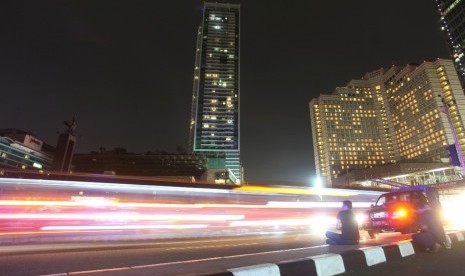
[310,59,465,186]
[73,152,208,180]
[435,0,465,88]
[0,129,54,171]
[189,2,241,183]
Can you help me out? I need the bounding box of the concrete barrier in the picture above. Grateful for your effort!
[204,230,465,276]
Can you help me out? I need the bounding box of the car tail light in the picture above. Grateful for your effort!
[391,208,407,219]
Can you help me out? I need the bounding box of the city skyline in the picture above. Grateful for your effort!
[1,0,450,185]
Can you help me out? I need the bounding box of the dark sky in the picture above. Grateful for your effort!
[1,0,449,186]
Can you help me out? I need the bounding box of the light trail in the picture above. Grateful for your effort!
[229,218,314,227]
[41,224,209,231]
[0,177,382,242]
[0,213,245,221]
[0,177,235,194]
[0,200,202,209]
[0,177,382,197]
[265,201,374,208]
[0,200,374,209]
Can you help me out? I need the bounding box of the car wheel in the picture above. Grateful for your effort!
[400,225,418,234]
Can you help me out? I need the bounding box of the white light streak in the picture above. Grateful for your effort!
[0,213,245,221]
[266,201,374,208]
[40,224,209,231]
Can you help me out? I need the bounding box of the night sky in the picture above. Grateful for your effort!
[1,1,450,185]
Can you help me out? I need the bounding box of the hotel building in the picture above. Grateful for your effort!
[189,2,241,183]
[310,59,465,186]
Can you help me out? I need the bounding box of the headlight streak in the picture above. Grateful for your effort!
[0,200,373,209]
[41,224,209,231]
[355,213,368,225]
[0,213,245,221]
[310,215,338,235]
[266,201,374,208]
[442,191,465,228]
[0,178,383,197]
[229,219,311,227]
[0,177,386,242]
[233,185,381,197]
[0,177,235,195]
[0,200,203,209]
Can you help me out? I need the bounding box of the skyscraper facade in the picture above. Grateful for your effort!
[310,59,465,186]
[189,2,241,183]
[435,0,465,88]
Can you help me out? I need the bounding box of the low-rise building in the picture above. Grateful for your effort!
[0,129,54,171]
[72,150,208,181]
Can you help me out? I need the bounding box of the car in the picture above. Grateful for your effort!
[362,189,430,238]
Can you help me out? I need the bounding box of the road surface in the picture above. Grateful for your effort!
[1,232,413,276]
[341,240,465,276]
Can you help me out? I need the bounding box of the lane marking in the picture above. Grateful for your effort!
[131,257,223,269]
[36,274,68,276]
[68,267,131,275]
[163,242,259,251]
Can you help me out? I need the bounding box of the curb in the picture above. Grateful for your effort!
[203,230,465,276]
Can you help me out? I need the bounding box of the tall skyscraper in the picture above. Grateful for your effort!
[189,2,241,183]
[435,0,465,88]
[310,59,465,186]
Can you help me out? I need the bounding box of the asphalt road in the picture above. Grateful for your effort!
[341,240,465,276]
[0,231,413,276]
